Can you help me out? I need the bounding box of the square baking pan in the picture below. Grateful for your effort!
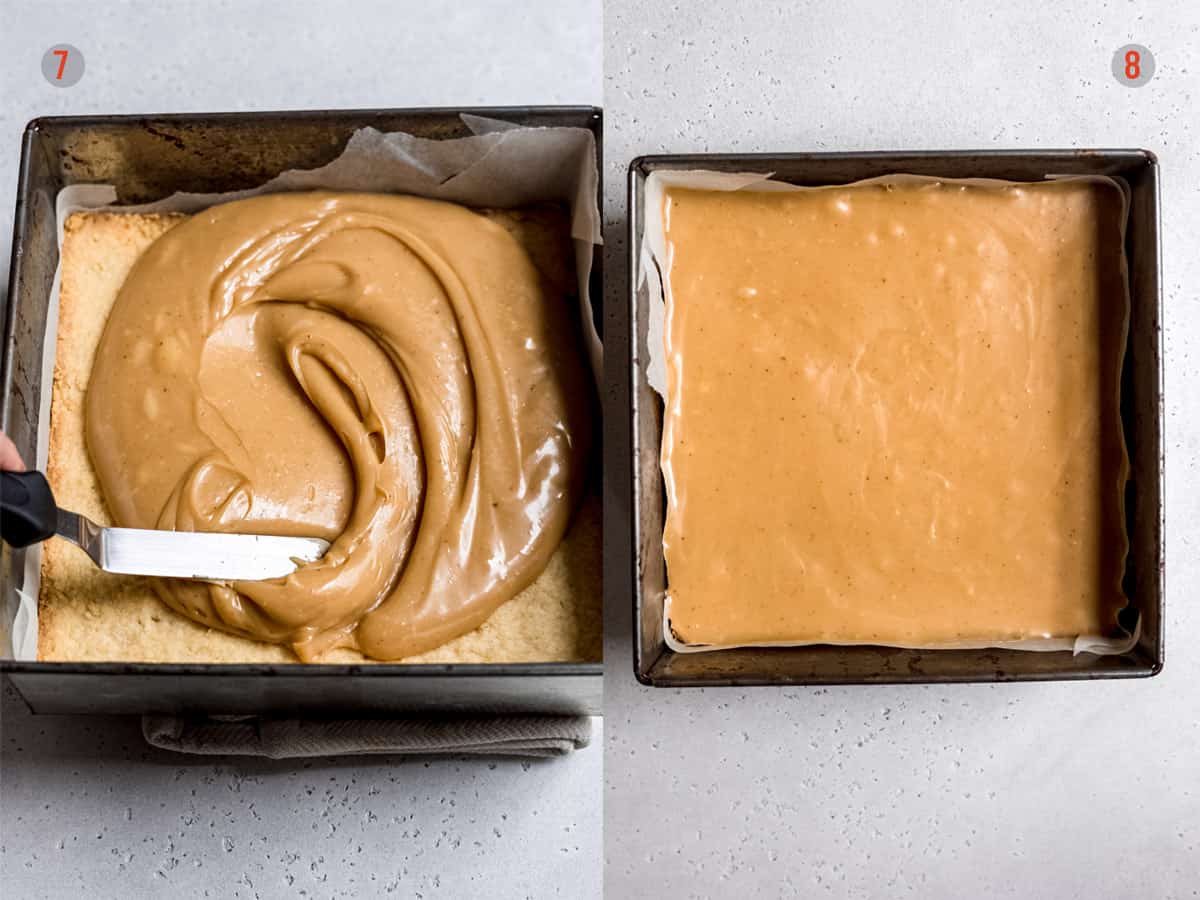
[626,150,1163,686]
[0,107,603,716]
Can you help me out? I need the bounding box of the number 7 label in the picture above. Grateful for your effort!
[41,44,85,87]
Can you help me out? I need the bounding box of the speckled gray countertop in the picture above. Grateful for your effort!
[603,1,1199,898]
[5,1,1200,897]
[2,680,598,898]
[0,2,601,898]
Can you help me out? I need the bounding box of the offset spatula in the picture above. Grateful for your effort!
[0,470,328,581]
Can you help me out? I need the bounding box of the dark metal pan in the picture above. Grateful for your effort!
[1,107,603,716]
[625,150,1163,686]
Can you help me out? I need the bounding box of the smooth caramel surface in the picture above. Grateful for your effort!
[87,193,591,661]
[661,179,1128,646]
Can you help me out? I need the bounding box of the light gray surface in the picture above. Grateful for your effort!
[0,0,603,290]
[2,681,600,899]
[603,2,1199,898]
[0,2,602,898]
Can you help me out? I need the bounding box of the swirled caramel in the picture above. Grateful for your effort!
[86,192,591,661]
[662,179,1129,646]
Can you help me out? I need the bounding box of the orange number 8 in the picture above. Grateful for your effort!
[1125,50,1141,79]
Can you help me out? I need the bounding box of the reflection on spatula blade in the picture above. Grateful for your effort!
[79,516,329,581]
[0,469,328,581]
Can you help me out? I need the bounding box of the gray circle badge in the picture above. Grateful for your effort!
[41,44,85,87]
[1112,44,1155,87]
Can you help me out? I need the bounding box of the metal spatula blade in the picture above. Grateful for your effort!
[2,470,328,582]
[57,508,328,581]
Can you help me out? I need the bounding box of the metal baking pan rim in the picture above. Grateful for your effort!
[627,149,1164,686]
[635,665,1160,688]
[22,105,603,133]
[0,660,603,676]
[2,107,604,708]
[628,147,1159,167]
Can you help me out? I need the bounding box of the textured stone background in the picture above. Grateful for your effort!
[603,2,1199,898]
[4,0,1200,897]
[0,2,602,898]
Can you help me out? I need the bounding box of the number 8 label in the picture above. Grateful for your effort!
[1113,44,1155,87]
[1125,50,1140,80]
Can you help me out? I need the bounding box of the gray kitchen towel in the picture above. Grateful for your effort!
[143,715,592,759]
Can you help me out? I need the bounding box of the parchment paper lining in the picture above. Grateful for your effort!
[5,117,602,661]
[639,169,1137,657]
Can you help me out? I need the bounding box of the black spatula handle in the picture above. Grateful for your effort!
[0,470,58,548]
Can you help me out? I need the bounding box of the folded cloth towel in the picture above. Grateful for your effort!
[143,715,592,759]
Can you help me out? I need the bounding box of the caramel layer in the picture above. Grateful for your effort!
[87,193,591,661]
[661,179,1128,646]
